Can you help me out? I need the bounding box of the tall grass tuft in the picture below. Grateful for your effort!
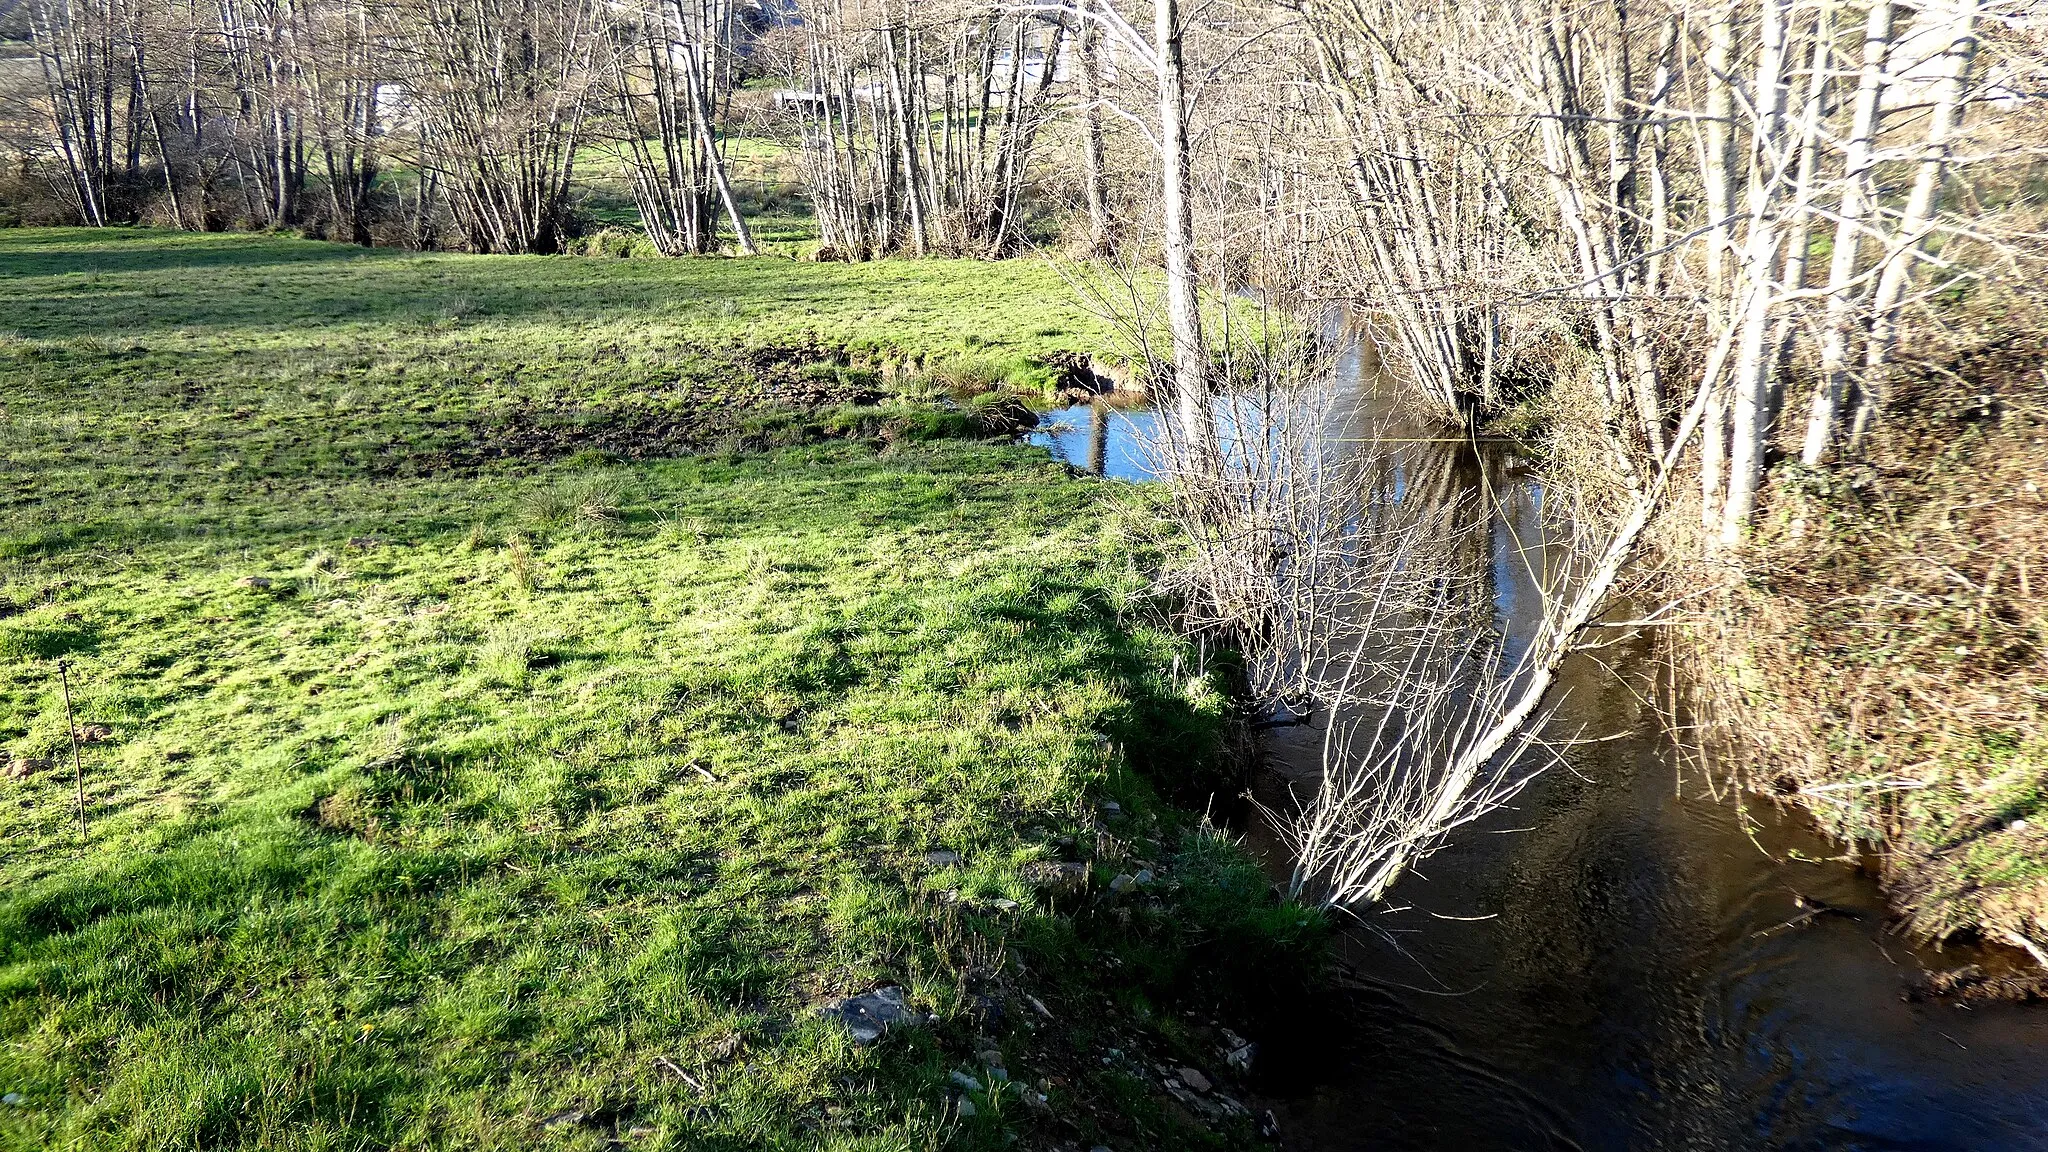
[522,473,629,533]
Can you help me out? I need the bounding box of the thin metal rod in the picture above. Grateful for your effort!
[59,661,85,842]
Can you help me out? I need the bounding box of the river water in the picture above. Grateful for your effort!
[1027,353,2048,1151]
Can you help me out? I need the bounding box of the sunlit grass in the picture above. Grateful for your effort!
[0,228,1304,1150]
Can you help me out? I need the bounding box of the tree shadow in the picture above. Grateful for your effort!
[0,227,393,277]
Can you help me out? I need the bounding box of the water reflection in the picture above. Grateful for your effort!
[1027,355,2048,1151]
[1025,401,1158,481]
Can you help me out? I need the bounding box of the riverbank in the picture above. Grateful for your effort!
[0,229,1315,1149]
[1699,324,2048,986]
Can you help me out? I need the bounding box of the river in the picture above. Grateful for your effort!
[1027,349,2048,1151]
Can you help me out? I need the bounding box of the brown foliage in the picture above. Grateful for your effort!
[1697,321,2048,949]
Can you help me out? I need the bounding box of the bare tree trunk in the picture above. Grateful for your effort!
[1718,0,1792,546]
[1701,2,1738,298]
[1848,0,1980,449]
[1077,0,1112,254]
[1155,0,1211,453]
[680,11,756,255]
[1800,0,1894,463]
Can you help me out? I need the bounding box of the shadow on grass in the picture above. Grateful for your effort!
[0,453,1263,1147]
[0,228,395,277]
[0,227,1075,355]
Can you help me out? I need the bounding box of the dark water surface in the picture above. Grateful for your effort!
[1033,351,2048,1151]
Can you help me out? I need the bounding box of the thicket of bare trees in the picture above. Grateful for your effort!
[1278,0,2043,528]
[607,0,755,254]
[1057,0,2042,907]
[3,0,1122,255]
[768,1,1070,257]
[4,0,772,250]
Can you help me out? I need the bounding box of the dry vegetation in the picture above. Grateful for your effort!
[1691,290,2048,965]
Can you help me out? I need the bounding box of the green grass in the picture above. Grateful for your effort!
[0,228,1116,545]
[0,228,1107,363]
[0,229,1311,1149]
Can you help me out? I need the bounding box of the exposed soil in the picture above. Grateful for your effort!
[419,345,1058,472]
[1908,961,2048,1004]
[453,346,889,467]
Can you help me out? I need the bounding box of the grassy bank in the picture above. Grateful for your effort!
[0,229,1315,1148]
[1706,323,2048,976]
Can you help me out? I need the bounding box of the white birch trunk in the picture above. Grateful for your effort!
[1849,0,1979,449]
[1801,0,1894,464]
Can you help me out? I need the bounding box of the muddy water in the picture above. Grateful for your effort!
[1032,354,2048,1151]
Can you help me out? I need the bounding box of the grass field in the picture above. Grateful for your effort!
[0,229,1312,1149]
[1,228,1107,364]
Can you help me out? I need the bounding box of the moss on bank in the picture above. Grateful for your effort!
[1706,327,2048,962]
[0,229,1320,1149]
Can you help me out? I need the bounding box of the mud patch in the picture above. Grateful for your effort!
[448,346,893,468]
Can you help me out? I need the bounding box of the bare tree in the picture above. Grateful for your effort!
[606,0,756,254]
[297,0,382,244]
[405,0,604,253]
[25,0,134,224]
[787,0,1067,257]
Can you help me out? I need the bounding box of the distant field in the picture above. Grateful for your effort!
[0,228,1120,543]
[0,228,1110,361]
[0,229,1302,1150]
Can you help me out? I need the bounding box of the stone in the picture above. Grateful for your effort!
[1022,860,1090,892]
[819,986,919,1045]
[1164,1081,1219,1117]
[542,1109,585,1128]
[1099,800,1123,819]
[236,576,272,589]
[975,1047,1003,1066]
[966,994,1005,1027]
[1108,873,1137,894]
[1133,869,1154,887]
[1224,1039,1256,1075]
[923,850,962,867]
[949,1070,983,1093]
[1177,1067,1212,1094]
[991,898,1019,911]
[954,1097,977,1118]
[1,1093,20,1107]
[1259,1110,1282,1140]
[1025,994,1053,1019]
